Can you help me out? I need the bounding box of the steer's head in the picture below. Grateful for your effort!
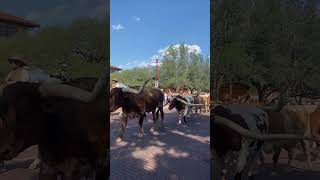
[168,95,186,110]
[0,83,42,161]
[110,88,125,112]
[168,96,178,110]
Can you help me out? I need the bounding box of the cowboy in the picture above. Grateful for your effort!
[0,55,31,171]
[111,79,128,88]
[5,55,30,84]
[0,55,60,170]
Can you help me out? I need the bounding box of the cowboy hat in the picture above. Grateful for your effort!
[8,55,29,66]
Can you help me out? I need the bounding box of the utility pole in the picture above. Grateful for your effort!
[154,59,159,88]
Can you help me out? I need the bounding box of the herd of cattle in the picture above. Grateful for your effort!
[110,79,320,180]
[212,88,320,180]
[109,77,210,143]
[1,73,319,180]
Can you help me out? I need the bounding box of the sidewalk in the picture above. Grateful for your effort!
[110,110,210,180]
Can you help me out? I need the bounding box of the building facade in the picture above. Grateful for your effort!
[110,65,122,73]
[0,11,39,37]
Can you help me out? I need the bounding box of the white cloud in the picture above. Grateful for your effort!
[132,16,141,22]
[112,24,124,31]
[117,60,149,69]
[117,44,202,69]
[151,44,202,61]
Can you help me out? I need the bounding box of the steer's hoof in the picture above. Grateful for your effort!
[150,127,155,132]
[115,137,123,143]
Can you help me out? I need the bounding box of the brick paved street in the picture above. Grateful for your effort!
[110,108,211,180]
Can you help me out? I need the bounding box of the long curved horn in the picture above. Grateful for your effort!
[39,67,107,102]
[138,77,154,92]
[214,115,320,142]
[121,87,139,94]
[121,77,154,94]
[176,97,204,106]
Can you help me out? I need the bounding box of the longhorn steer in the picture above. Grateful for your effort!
[110,80,164,143]
[168,95,195,124]
[261,105,320,169]
[212,104,268,180]
[199,94,210,113]
[0,70,108,180]
[192,95,202,116]
[211,101,320,180]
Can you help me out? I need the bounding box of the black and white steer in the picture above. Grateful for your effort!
[168,95,196,124]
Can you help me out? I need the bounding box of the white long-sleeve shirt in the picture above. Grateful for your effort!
[5,66,30,84]
[5,66,62,85]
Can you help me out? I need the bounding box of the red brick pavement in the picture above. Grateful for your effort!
[110,108,210,180]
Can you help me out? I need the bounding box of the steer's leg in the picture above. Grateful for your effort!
[287,147,294,166]
[156,108,159,125]
[235,140,249,180]
[258,150,265,165]
[150,110,157,132]
[138,114,144,137]
[272,147,281,169]
[183,108,189,123]
[95,157,108,180]
[38,162,57,180]
[160,107,164,127]
[211,148,225,180]
[246,141,264,180]
[116,115,128,143]
[178,111,182,124]
[301,140,313,169]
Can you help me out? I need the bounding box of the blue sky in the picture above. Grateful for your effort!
[111,0,210,69]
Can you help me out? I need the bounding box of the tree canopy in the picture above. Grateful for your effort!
[111,44,210,92]
[212,0,320,102]
[0,18,107,79]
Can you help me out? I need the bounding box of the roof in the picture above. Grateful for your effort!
[0,11,40,28]
[110,65,122,70]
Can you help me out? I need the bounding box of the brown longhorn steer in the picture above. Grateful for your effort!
[110,78,164,143]
[0,69,108,180]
